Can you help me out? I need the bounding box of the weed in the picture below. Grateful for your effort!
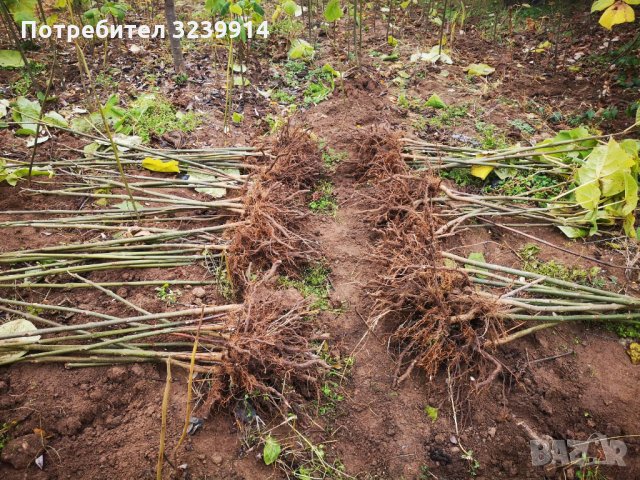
[418,465,434,479]
[264,113,287,134]
[282,60,307,87]
[607,322,640,339]
[568,109,596,127]
[118,94,200,142]
[279,263,332,311]
[576,460,608,479]
[397,92,428,112]
[155,283,178,304]
[0,424,8,453]
[272,89,296,104]
[304,81,332,105]
[461,449,480,477]
[174,72,189,86]
[309,180,337,215]
[428,104,469,128]
[486,172,561,199]
[475,121,508,149]
[509,119,535,135]
[412,116,428,132]
[601,106,618,122]
[322,147,348,169]
[271,18,305,38]
[318,380,344,415]
[519,244,606,287]
[11,77,31,96]
[95,72,118,90]
[207,253,234,301]
[440,168,483,188]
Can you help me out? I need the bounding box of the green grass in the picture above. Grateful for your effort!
[309,180,337,215]
[485,172,562,199]
[519,244,606,287]
[279,263,332,311]
[119,94,200,143]
[428,104,469,128]
[475,121,508,149]
[272,89,296,104]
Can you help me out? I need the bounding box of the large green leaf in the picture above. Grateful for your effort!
[465,63,495,77]
[576,139,633,198]
[282,0,298,15]
[11,96,41,135]
[324,0,342,22]
[288,39,314,60]
[5,0,37,23]
[0,50,25,68]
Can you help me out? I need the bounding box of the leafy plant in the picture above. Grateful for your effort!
[519,244,606,287]
[573,138,639,237]
[155,283,178,304]
[116,94,200,143]
[0,158,53,186]
[309,180,337,214]
[322,147,348,169]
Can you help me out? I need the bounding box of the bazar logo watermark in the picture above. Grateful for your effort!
[21,20,269,42]
[530,433,627,467]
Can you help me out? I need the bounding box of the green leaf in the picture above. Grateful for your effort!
[424,405,438,423]
[288,39,314,60]
[324,0,342,22]
[263,436,281,465]
[1,166,53,186]
[465,252,488,278]
[0,319,40,364]
[387,35,398,47]
[322,63,341,77]
[0,50,25,68]
[142,157,180,173]
[113,200,143,211]
[6,0,37,23]
[205,0,226,13]
[229,3,243,14]
[557,226,588,238]
[11,96,41,135]
[43,111,68,127]
[425,93,447,109]
[576,139,633,198]
[232,112,244,124]
[282,0,297,15]
[465,63,495,77]
[591,0,614,12]
[575,181,601,211]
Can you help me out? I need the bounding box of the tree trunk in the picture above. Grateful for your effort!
[164,0,185,73]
